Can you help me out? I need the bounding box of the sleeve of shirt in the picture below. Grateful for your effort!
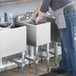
[40,0,51,13]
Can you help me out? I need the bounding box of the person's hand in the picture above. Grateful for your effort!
[35,11,45,24]
[35,16,42,24]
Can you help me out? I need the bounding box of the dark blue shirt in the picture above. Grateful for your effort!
[40,0,71,12]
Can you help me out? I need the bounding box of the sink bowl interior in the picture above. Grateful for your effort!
[26,17,51,25]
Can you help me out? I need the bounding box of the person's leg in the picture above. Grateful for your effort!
[62,11,76,76]
[51,25,73,74]
[51,19,68,74]
[52,11,76,75]
[59,29,67,70]
[58,25,75,71]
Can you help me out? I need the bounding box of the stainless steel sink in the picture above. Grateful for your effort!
[0,26,27,57]
[17,17,51,46]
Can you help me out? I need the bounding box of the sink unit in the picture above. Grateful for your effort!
[0,26,27,58]
[17,17,51,46]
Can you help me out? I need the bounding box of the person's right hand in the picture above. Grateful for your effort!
[35,16,42,24]
[35,11,45,24]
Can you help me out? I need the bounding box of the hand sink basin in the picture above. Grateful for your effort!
[17,17,51,46]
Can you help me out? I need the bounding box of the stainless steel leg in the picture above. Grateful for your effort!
[20,52,25,76]
[34,46,38,75]
[39,46,43,62]
[0,57,2,65]
[54,41,58,66]
[46,44,51,72]
[28,46,31,66]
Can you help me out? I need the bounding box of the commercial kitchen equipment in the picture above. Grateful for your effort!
[0,26,27,76]
[16,14,51,74]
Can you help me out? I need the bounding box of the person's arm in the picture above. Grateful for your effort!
[32,1,42,16]
[36,0,51,24]
[40,0,51,13]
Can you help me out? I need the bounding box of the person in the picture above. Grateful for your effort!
[32,0,76,76]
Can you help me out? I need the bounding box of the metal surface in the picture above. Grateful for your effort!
[34,46,38,75]
[0,26,27,76]
[17,17,51,46]
[46,44,51,72]
[20,52,25,76]
[0,26,27,57]
[16,15,51,75]
[54,42,59,66]
[8,52,26,76]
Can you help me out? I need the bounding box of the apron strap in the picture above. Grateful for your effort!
[63,1,76,9]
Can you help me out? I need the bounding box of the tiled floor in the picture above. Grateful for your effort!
[0,56,67,76]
